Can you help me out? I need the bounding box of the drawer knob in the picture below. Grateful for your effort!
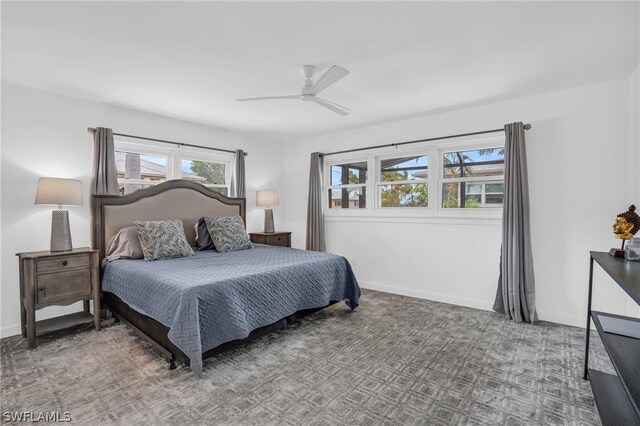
[62,260,68,266]
[38,287,44,291]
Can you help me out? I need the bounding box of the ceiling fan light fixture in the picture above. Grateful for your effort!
[236,65,352,116]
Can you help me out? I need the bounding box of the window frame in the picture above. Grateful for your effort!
[114,140,234,195]
[458,181,505,207]
[179,156,230,194]
[325,156,370,213]
[376,151,430,210]
[439,141,505,210]
[323,135,504,221]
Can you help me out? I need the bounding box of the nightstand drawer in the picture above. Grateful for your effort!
[249,232,291,248]
[37,254,90,273]
[267,235,289,246]
[36,269,91,305]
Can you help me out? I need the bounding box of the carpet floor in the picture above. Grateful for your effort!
[1,289,610,425]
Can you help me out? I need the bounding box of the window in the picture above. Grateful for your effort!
[323,136,504,218]
[115,142,233,195]
[116,151,168,194]
[440,147,504,208]
[378,155,428,207]
[181,158,227,195]
[328,161,367,209]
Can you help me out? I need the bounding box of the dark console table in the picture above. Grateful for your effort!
[584,251,640,425]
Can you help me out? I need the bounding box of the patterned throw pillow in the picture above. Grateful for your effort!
[204,216,253,253]
[134,219,194,261]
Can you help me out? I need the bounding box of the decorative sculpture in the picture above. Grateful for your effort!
[613,217,634,240]
[610,205,639,257]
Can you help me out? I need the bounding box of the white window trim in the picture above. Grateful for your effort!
[438,139,504,211]
[323,135,504,222]
[325,153,372,215]
[114,140,234,194]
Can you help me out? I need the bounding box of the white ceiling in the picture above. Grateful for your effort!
[2,1,639,140]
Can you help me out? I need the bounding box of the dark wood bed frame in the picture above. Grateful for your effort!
[92,179,334,370]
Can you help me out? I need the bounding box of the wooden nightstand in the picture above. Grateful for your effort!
[249,232,291,248]
[17,247,101,348]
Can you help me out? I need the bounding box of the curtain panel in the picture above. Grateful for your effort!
[91,127,120,196]
[493,122,537,323]
[306,152,325,252]
[230,149,246,198]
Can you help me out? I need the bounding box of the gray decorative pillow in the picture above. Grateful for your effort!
[105,226,144,261]
[204,216,253,253]
[134,219,194,261]
[195,217,216,251]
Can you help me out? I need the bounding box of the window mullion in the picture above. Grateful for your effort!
[441,176,501,183]
[330,184,366,189]
[377,179,427,186]
[170,152,180,181]
[430,145,439,209]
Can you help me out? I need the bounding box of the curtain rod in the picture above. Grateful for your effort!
[320,124,531,158]
[87,128,248,156]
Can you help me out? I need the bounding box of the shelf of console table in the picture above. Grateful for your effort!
[584,251,640,426]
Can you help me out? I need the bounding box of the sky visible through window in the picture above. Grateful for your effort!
[384,156,427,169]
[381,156,428,180]
[331,163,367,186]
[182,160,196,174]
[123,155,220,175]
[443,148,503,164]
[140,154,166,166]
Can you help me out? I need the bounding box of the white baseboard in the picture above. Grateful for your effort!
[1,303,85,339]
[1,323,22,339]
[535,311,585,328]
[359,280,585,328]
[359,280,495,312]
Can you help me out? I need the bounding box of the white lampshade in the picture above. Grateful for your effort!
[256,190,279,207]
[34,178,83,207]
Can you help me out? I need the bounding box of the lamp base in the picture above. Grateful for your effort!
[264,208,275,233]
[51,210,73,252]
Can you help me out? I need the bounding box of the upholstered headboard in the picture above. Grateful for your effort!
[92,180,246,261]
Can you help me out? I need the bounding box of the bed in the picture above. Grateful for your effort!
[92,180,360,375]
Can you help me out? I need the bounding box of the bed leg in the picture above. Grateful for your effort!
[167,356,177,370]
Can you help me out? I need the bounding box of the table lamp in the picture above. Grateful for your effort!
[256,190,279,233]
[34,177,83,252]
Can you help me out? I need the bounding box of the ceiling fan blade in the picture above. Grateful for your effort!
[311,97,351,116]
[237,95,299,102]
[314,97,353,113]
[305,65,349,95]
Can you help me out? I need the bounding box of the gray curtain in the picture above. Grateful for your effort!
[493,122,537,323]
[91,127,120,195]
[306,152,325,251]
[230,149,246,198]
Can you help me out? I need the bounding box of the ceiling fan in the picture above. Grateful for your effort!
[236,65,352,116]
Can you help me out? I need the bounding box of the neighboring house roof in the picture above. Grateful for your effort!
[115,152,205,181]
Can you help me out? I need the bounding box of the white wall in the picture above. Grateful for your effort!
[0,82,284,337]
[282,76,640,327]
[630,63,639,203]
[2,71,638,338]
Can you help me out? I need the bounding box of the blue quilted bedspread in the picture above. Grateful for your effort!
[101,245,360,375]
